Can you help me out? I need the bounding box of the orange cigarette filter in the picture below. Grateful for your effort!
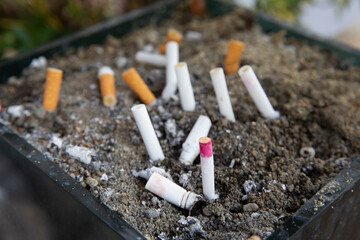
[42,68,63,111]
[190,0,206,16]
[225,40,246,75]
[122,68,156,105]
[98,66,117,107]
[158,29,183,54]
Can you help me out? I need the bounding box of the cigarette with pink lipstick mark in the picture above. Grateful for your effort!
[199,137,218,200]
[145,172,201,210]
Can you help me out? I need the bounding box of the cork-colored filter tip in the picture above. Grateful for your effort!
[42,68,63,111]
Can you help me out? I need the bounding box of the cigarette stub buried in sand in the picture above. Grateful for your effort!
[180,115,212,165]
[175,62,196,112]
[162,41,179,100]
[225,40,245,75]
[131,104,164,161]
[135,51,166,67]
[145,172,200,210]
[199,137,217,200]
[210,68,236,122]
[98,66,116,107]
[122,68,156,105]
[42,68,63,111]
[238,65,280,119]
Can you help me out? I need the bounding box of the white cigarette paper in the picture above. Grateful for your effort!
[135,51,166,67]
[175,62,196,111]
[209,68,236,122]
[199,137,217,200]
[238,65,280,119]
[162,41,179,100]
[145,172,200,210]
[179,115,212,165]
[131,104,165,161]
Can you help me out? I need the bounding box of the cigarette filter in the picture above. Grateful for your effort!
[159,29,183,55]
[42,68,63,111]
[122,68,156,105]
[131,104,164,161]
[135,51,166,67]
[179,115,212,165]
[209,68,236,122]
[145,172,200,210]
[199,137,217,200]
[175,62,196,111]
[162,41,179,100]
[225,40,245,75]
[98,66,116,107]
[238,65,280,119]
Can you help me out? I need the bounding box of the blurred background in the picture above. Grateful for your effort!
[0,0,359,59]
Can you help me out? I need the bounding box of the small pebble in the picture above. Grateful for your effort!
[243,203,259,212]
[247,235,261,240]
[144,209,160,219]
[100,173,108,182]
[86,177,98,188]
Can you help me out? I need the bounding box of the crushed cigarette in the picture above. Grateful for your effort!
[131,104,164,161]
[209,67,236,122]
[175,62,196,111]
[300,146,316,159]
[199,137,218,200]
[49,135,63,149]
[98,66,117,107]
[122,68,156,105]
[145,172,201,210]
[185,31,202,42]
[7,105,24,118]
[135,51,166,67]
[180,115,212,165]
[162,41,179,100]
[225,40,245,75]
[30,56,47,68]
[132,166,173,181]
[238,65,280,119]
[66,145,94,165]
[42,68,63,111]
[158,29,183,55]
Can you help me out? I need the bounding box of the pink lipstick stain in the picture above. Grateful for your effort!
[199,137,213,158]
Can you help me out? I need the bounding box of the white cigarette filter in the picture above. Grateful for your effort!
[179,115,212,165]
[199,137,217,200]
[135,51,166,67]
[209,68,236,122]
[145,172,200,210]
[162,41,179,100]
[238,65,280,119]
[131,104,165,161]
[175,62,196,111]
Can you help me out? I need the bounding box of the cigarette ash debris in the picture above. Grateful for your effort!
[1,6,360,240]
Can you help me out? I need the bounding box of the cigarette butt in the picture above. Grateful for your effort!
[131,104,164,161]
[122,68,156,105]
[180,115,212,165]
[225,40,245,75]
[42,68,63,111]
[199,137,217,200]
[190,0,206,16]
[98,66,116,107]
[145,172,200,209]
[159,29,183,55]
[238,65,279,119]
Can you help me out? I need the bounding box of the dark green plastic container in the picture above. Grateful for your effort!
[0,0,359,239]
